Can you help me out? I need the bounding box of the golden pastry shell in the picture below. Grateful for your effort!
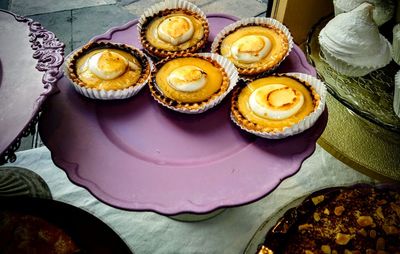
[230,73,326,139]
[138,8,209,59]
[211,17,293,77]
[149,53,238,114]
[65,41,152,100]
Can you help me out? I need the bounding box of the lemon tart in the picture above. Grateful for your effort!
[211,17,293,77]
[231,73,326,138]
[149,53,238,113]
[66,42,151,100]
[138,0,209,58]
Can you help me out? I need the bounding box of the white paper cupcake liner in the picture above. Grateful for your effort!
[64,42,153,100]
[210,17,294,77]
[393,24,400,66]
[319,35,392,77]
[394,70,400,118]
[149,53,239,114]
[137,0,208,58]
[231,72,327,139]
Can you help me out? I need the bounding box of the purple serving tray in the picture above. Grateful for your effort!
[39,14,327,215]
[0,10,64,164]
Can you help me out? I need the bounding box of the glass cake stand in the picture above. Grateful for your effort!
[307,17,400,182]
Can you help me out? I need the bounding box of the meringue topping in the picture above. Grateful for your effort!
[248,84,304,120]
[167,65,207,92]
[333,0,395,26]
[319,3,392,69]
[231,35,271,63]
[158,15,194,46]
[87,50,128,80]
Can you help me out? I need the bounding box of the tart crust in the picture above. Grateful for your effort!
[66,41,151,91]
[231,74,320,133]
[214,23,289,76]
[149,53,229,112]
[139,9,209,58]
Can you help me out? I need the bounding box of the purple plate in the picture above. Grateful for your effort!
[0,10,64,164]
[39,14,327,215]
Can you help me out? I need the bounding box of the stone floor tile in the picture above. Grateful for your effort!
[29,11,73,55]
[9,0,116,16]
[19,134,34,151]
[0,0,9,10]
[124,0,217,16]
[71,5,136,49]
[199,0,267,18]
[123,0,162,16]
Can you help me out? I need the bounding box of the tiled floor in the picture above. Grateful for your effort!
[0,0,269,151]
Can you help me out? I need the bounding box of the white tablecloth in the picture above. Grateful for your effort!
[5,145,375,254]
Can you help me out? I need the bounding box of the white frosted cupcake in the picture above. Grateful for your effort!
[65,41,152,100]
[149,53,238,114]
[393,24,400,65]
[394,71,400,118]
[138,0,209,58]
[333,0,395,26]
[319,3,392,77]
[230,73,326,139]
[211,17,293,79]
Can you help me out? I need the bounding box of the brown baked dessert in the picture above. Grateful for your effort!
[0,211,81,253]
[257,185,400,254]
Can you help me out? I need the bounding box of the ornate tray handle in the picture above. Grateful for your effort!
[0,12,64,165]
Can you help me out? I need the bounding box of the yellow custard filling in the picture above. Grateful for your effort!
[145,12,205,51]
[76,48,142,90]
[220,26,288,70]
[238,76,317,130]
[155,57,223,103]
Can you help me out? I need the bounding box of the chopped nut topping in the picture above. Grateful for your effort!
[376,207,384,220]
[376,237,385,250]
[323,208,330,215]
[382,225,399,235]
[369,229,377,239]
[334,206,345,216]
[349,227,356,234]
[377,199,387,205]
[314,212,320,222]
[335,233,351,245]
[390,202,400,218]
[357,216,374,227]
[376,251,388,254]
[305,250,314,254]
[321,245,331,254]
[312,195,324,205]
[298,223,313,231]
[258,246,273,254]
[358,228,367,237]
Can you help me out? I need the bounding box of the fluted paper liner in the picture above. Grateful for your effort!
[149,53,239,114]
[137,0,209,58]
[230,73,327,139]
[320,34,392,77]
[65,42,152,100]
[211,17,293,78]
[394,71,400,118]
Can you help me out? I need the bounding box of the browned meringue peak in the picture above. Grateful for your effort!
[319,3,392,69]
